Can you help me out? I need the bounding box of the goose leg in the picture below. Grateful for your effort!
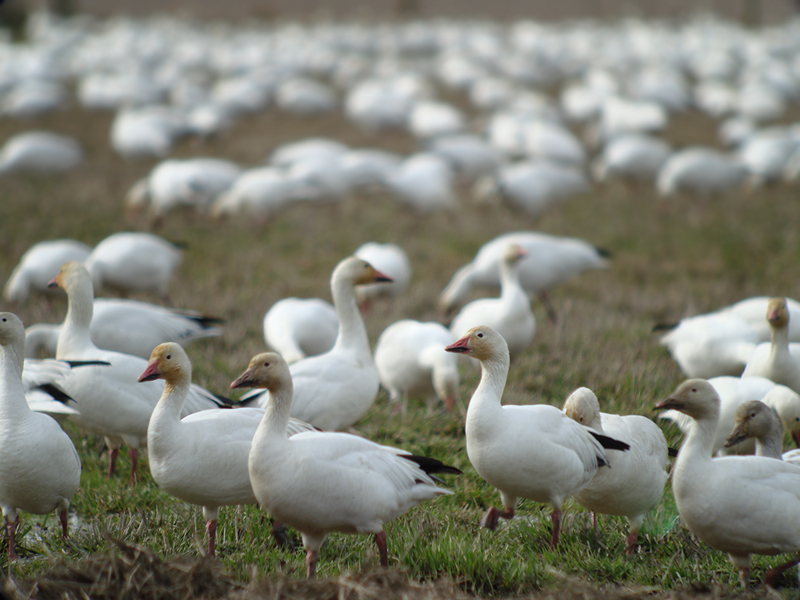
[107,447,119,478]
[592,511,597,533]
[128,448,138,484]
[271,520,290,548]
[763,553,800,589]
[206,519,217,556]
[7,516,19,560]
[60,509,69,539]
[479,506,515,530]
[550,509,561,549]
[374,530,388,567]
[538,291,558,324]
[625,529,639,556]
[739,567,751,590]
[306,550,318,578]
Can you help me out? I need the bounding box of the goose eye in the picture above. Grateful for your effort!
[1,318,5,322]
[477,332,484,338]
[750,412,756,418]
[691,388,697,393]
[166,354,171,360]
[263,362,270,367]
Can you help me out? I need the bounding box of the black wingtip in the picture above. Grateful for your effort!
[65,360,112,368]
[233,391,265,408]
[652,322,678,332]
[590,431,630,451]
[193,315,225,328]
[400,454,462,476]
[34,383,75,404]
[595,247,612,259]
[668,446,679,458]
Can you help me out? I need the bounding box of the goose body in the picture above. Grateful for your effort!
[374,319,459,411]
[4,239,91,303]
[656,148,745,197]
[0,313,81,559]
[0,131,82,175]
[563,387,669,554]
[84,232,182,297]
[742,298,800,393]
[592,134,671,182]
[446,326,626,547]
[262,297,338,364]
[231,351,458,577]
[25,298,221,359]
[725,400,800,462]
[656,379,800,588]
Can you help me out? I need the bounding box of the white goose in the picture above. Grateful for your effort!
[0,131,83,175]
[449,244,536,359]
[262,298,338,364]
[562,387,669,555]
[48,262,225,480]
[0,312,81,560]
[656,379,800,589]
[231,351,459,577]
[373,319,459,412]
[4,239,91,303]
[353,242,412,310]
[83,232,182,298]
[742,297,800,393]
[138,343,315,556]
[241,256,391,430]
[445,326,628,548]
[25,298,221,359]
[724,400,800,463]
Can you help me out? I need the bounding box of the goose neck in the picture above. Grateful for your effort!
[769,324,790,359]
[466,353,509,427]
[499,259,523,301]
[0,341,29,419]
[258,380,294,440]
[677,410,718,466]
[57,278,95,357]
[330,274,369,355]
[756,419,785,459]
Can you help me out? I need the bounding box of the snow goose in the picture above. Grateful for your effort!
[374,319,459,412]
[383,153,457,213]
[656,148,745,198]
[4,239,91,303]
[449,244,536,359]
[231,351,459,577]
[428,134,503,182]
[275,78,337,115]
[25,298,221,359]
[655,379,800,589]
[592,134,671,183]
[0,131,82,175]
[353,242,412,310]
[742,298,800,393]
[262,297,338,364]
[0,313,81,560]
[725,400,790,460]
[445,326,628,547]
[562,387,669,555]
[84,232,182,298]
[241,256,391,430]
[721,296,800,343]
[48,262,225,480]
[137,343,314,556]
[438,231,609,321]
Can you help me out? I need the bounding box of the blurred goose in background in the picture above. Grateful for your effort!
[269,138,349,168]
[446,326,628,547]
[721,296,800,342]
[138,343,315,556]
[592,134,672,183]
[383,153,457,213]
[724,400,800,464]
[110,106,185,158]
[742,298,800,393]
[231,351,459,577]
[523,120,586,166]
[84,232,182,298]
[0,131,82,175]
[563,387,669,555]
[407,100,465,140]
[4,239,91,303]
[374,319,459,413]
[353,242,412,310]
[210,167,315,222]
[428,134,503,183]
[275,78,337,115]
[48,262,226,480]
[439,231,609,322]
[263,297,338,364]
[241,256,391,431]
[0,312,81,560]
[449,244,536,359]
[656,379,800,589]
[25,298,221,359]
[656,147,745,197]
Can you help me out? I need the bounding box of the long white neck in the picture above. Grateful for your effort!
[257,378,294,441]
[769,323,791,364]
[330,273,370,358]
[148,372,191,454]
[754,419,785,460]
[466,348,510,442]
[674,407,718,485]
[57,276,95,358]
[0,337,30,421]
[499,258,523,302]
[440,263,475,311]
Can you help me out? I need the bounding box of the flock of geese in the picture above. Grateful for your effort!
[4,7,800,592]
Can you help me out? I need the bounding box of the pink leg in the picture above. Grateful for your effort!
[60,510,69,539]
[306,550,318,578]
[128,448,139,484]
[271,520,290,548]
[480,506,515,530]
[763,553,800,588]
[108,447,119,478]
[7,516,19,561]
[739,567,751,590]
[538,291,558,325]
[592,511,597,533]
[374,530,388,567]
[206,519,217,556]
[550,509,561,549]
[625,529,638,556]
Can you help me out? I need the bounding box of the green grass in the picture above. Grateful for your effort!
[3,96,800,598]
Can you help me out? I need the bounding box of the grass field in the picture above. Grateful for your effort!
[2,85,800,599]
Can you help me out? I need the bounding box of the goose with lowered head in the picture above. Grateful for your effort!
[4,239,91,303]
[231,351,460,577]
[656,379,800,588]
[48,262,226,481]
[240,256,391,430]
[0,312,81,560]
[445,326,628,548]
[262,297,338,364]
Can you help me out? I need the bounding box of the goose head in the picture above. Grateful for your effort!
[762,385,800,447]
[47,261,93,296]
[501,243,527,265]
[563,387,602,430]
[138,342,191,385]
[767,297,789,330]
[0,313,26,358]
[445,325,508,363]
[655,379,720,421]
[230,352,292,393]
[725,400,781,450]
[334,256,393,287]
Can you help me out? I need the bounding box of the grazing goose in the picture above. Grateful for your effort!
[25,298,221,359]
[562,387,669,555]
[656,379,800,589]
[83,232,182,298]
[0,131,83,175]
[4,239,91,303]
[373,319,459,412]
[241,256,391,430]
[656,148,745,198]
[449,244,536,359]
[445,326,628,548]
[742,298,800,393]
[263,298,338,364]
[0,313,81,560]
[353,242,412,310]
[439,231,609,322]
[231,351,460,577]
[138,343,315,556]
[48,262,225,481]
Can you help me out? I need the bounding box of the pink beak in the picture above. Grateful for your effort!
[373,269,393,283]
[47,276,59,289]
[138,359,161,382]
[445,336,471,354]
